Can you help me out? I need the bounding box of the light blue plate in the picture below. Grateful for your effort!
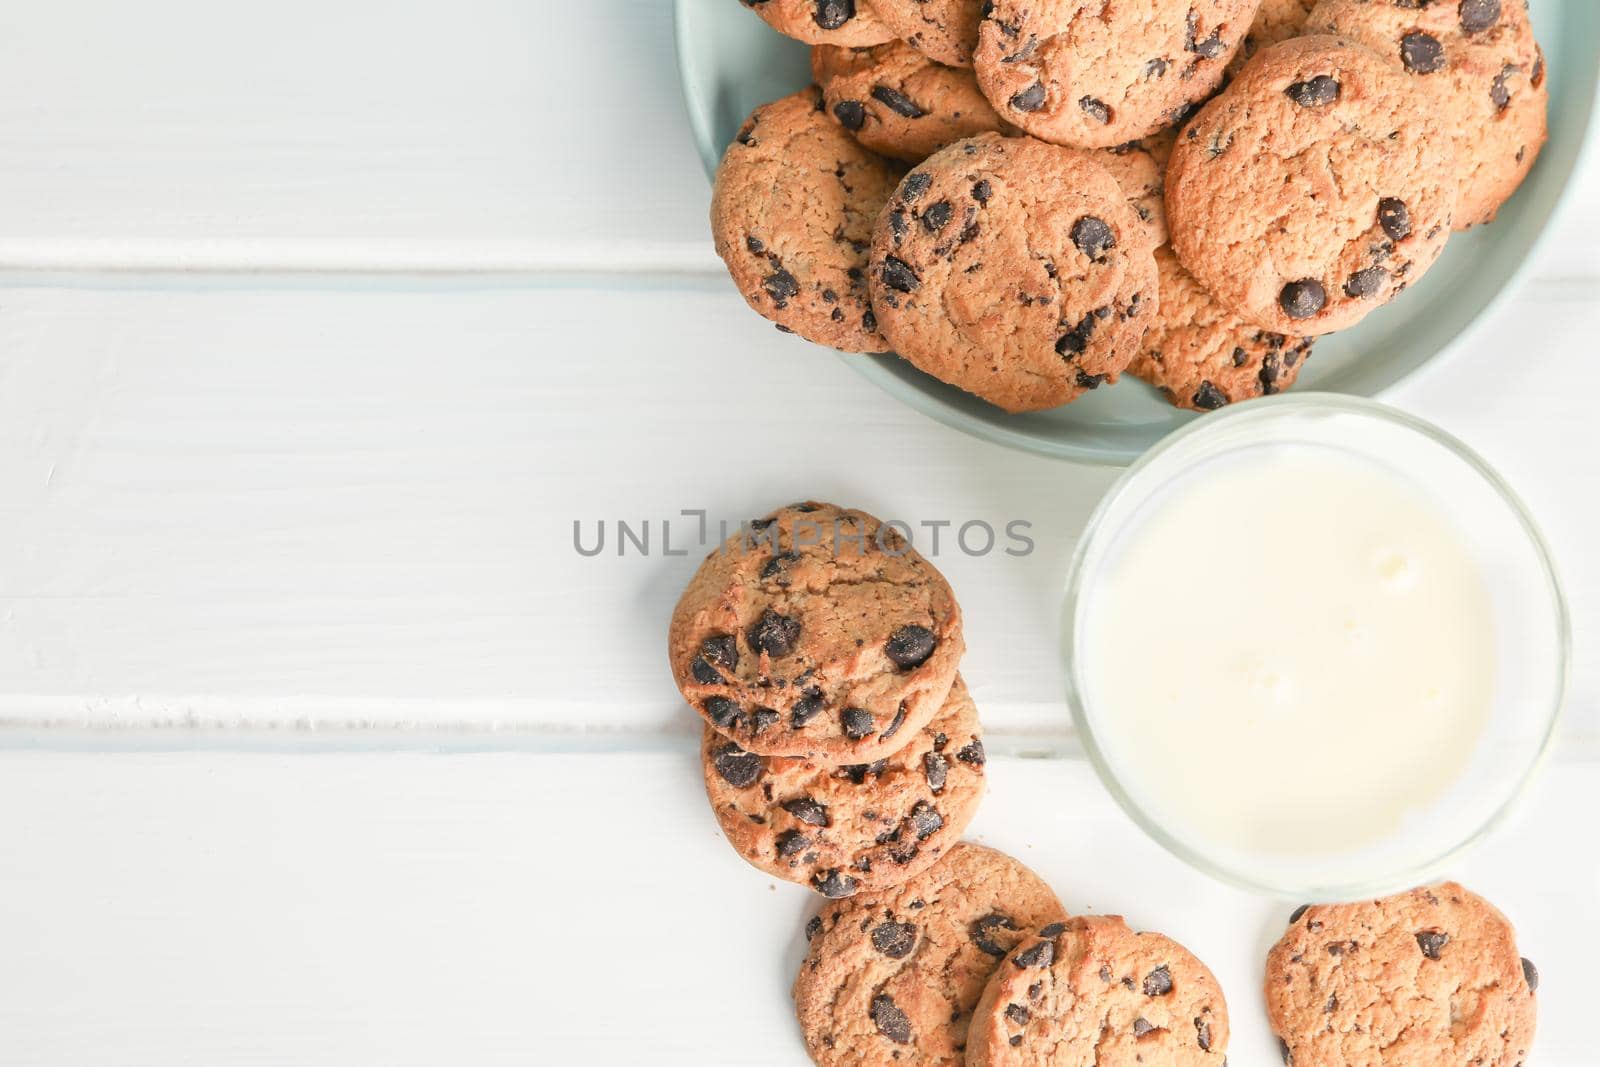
[675,0,1600,464]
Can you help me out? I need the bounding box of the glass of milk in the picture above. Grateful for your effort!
[1064,395,1568,900]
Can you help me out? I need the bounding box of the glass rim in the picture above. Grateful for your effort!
[1060,392,1572,901]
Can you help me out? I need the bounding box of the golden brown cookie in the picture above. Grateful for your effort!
[740,0,897,46]
[793,843,1065,1065]
[1306,0,1548,228]
[968,914,1230,1066]
[872,0,986,66]
[669,501,965,765]
[1266,883,1538,1067]
[975,0,1260,148]
[702,675,985,898]
[869,134,1158,413]
[1229,0,1319,75]
[1098,132,1175,253]
[1167,36,1457,336]
[812,40,1009,163]
[711,88,901,352]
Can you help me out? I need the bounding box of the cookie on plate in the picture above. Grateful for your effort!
[975,0,1260,148]
[1229,0,1319,75]
[1167,36,1457,336]
[669,501,964,764]
[812,40,1009,163]
[1266,883,1538,1066]
[1307,0,1548,228]
[711,88,901,352]
[871,0,985,66]
[794,842,1065,1066]
[702,675,985,898]
[968,915,1230,1066]
[739,0,897,47]
[869,134,1158,413]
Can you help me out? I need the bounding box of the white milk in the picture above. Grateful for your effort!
[1081,444,1496,862]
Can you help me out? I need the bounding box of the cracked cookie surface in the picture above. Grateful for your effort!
[968,914,1230,1066]
[793,842,1065,1066]
[869,133,1158,413]
[740,0,897,46]
[813,39,1010,163]
[703,675,985,898]
[873,0,987,66]
[669,501,964,765]
[1307,0,1548,228]
[1166,35,1456,336]
[975,0,1260,148]
[711,88,902,351]
[1266,883,1538,1067]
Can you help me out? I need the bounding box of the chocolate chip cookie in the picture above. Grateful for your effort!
[1266,883,1538,1066]
[1307,0,1548,228]
[703,675,985,898]
[869,134,1158,412]
[793,843,1065,1065]
[711,88,902,352]
[1229,0,1319,75]
[872,0,986,66]
[1098,132,1176,253]
[1167,36,1457,335]
[968,915,1230,1066]
[813,39,1009,163]
[975,0,1260,148]
[669,501,965,764]
[740,0,897,46]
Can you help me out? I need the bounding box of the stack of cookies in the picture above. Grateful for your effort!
[715,0,1548,412]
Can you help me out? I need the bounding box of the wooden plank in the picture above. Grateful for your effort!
[0,749,1590,1065]
[0,282,1595,739]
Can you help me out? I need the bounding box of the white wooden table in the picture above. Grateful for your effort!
[0,3,1595,1064]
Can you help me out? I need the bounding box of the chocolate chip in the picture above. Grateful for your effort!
[971,913,1016,957]
[1196,1017,1212,1050]
[908,800,943,838]
[872,84,927,119]
[1345,266,1387,298]
[1143,965,1173,996]
[920,201,954,234]
[956,739,986,766]
[1290,904,1310,924]
[1324,994,1338,1013]
[1010,82,1046,112]
[1005,1003,1031,1026]
[870,993,912,1044]
[1491,65,1515,109]
[841,707,875,739]
[712,742,763,788]
[763,269,800,308]
[834,99,866,130]
[691,658,723,684]
[871,921,918,959]
[1279,1036,1293,1063]
[924,752,948,792]
[1460,0,1501,33]
[1416,930,1449,959]
[880,255,922,293]
[1145,57,1169,78]
[704,696,742,730]
[1378,198,1412,240]
[747,609,801,657]
[805,915,823,941]
[972,179,993,203]
[1193,381,1227,410]
[1132,1018,1156,1037]
[1401,32,1445,74]
[1285,75,1340,107]
[776,829,810,857]
[901,171,932,202]
[1072,216,1116,260]
[791,688,825,727]
[1185,22,1225,59]
[1259,353,1282,395]
[885,624,937,668]
[782,796,831,827]
[1280,279,1326,319]
[1079,96,1112,123]
[701,634,738,673]
[813,0,856,31]
[879,704,907,741]
[750,707,779,732]
[761,551,801,583]
[814,868,858,898]
[1522,957,1539,992]
[1038,922,1065,938]
[1076,371,1104,390]
[1013,940,1054,968]
[1055,311,1099,357]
